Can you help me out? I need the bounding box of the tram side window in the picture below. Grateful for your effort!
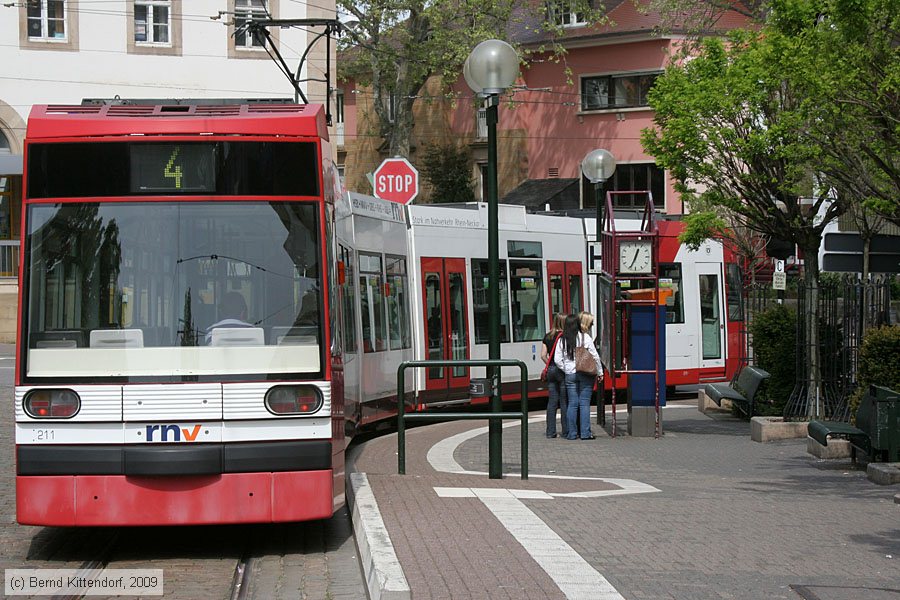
[358,252,386,353]
[659,263,684,324]
[510,260,545,342]
[725,263,743,322]
[471,259,510,344]
[385,255,411,350]
[340,245,357,353]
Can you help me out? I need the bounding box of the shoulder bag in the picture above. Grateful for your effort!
[574,336,598,376]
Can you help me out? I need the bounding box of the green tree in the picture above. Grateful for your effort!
[338,0,605,158]
[782,0,900,227]
[641,32,850,418]
[420,143,476,204]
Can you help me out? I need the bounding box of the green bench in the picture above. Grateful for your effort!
[704,366,771,418]
[808,385,900,463]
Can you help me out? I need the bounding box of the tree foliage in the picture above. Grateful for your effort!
[337,0,605,158]
[420,143,476,204]
[642,32,845,262]
[783,0,900,227]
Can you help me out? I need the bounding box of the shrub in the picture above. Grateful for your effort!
[849,325,900,414]
[748,304,796,415]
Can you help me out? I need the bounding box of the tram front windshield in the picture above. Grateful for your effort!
[23,202,322,382]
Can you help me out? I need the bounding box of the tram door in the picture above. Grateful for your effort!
[696,262,726,373]
[421,258,470,391]
[547,261,584,320]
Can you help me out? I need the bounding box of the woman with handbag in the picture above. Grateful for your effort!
[540,313,568,438]
[554,312,603,440]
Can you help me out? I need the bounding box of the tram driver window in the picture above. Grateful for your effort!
[659,263,684,324]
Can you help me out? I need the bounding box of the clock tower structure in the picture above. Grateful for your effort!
[597,192,663,438]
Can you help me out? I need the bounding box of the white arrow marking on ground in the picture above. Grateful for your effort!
[426,409,668,599]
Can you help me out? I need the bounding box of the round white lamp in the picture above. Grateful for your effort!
[465,39,519,94]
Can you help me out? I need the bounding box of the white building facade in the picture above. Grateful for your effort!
[0,0,337,341]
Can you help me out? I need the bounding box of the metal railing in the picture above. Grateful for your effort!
[0,240,19,278]
[476,108,488,139]
[397,358,529,479]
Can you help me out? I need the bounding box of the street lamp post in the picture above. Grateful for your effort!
[581,149,616,425]
[466,39,519,479]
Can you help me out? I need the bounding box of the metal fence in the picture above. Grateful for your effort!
[783,275,893,421]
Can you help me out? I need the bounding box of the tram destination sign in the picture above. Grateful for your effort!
[374,158,419,204]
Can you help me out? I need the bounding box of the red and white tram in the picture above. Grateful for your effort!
[340,194,745,423]
[16,103,344,525]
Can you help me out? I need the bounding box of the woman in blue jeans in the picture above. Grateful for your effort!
[553,312,603,440]
[541,313,568,438]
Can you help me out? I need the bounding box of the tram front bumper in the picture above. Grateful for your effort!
[16,469,335,526]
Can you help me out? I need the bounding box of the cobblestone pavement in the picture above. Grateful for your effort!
[0,345,367,600]
[351,403,900,600]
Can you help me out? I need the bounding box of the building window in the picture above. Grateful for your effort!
[235,0,267,49]
[476,108,487,139]
[134,0,171,44]
[548,1,587,27]
[385,92,397,123]
[477,163,487,201]
[27,0,66,40]
[334,90,345,124]
[583,163,665,211]
[581,72,660,111]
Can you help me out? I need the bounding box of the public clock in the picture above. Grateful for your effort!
[618,240,653,274]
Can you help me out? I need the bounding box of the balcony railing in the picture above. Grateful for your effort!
[476,108,487,139]
[0,240,19,278]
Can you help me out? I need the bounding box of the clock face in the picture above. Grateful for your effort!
[618,240,653,274]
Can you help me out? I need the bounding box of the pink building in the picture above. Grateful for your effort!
[337,1,749,215]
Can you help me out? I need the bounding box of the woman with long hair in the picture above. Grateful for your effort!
[540,312,568,438]
[553,312,603,440]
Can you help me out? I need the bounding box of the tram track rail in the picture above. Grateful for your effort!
[48,528,121,600]
[229,548,256,600]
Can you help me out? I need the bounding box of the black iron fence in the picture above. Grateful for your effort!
[746,275,894,421]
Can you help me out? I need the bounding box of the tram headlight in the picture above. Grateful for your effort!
[265,385,323,415]
[23,389,81,419]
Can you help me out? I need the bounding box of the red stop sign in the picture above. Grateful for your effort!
[373,158,419,204]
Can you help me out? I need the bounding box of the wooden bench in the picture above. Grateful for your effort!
[808,385,900,463]
[704,366,771,418]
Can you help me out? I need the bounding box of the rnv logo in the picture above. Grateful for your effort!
[145,424,203,442]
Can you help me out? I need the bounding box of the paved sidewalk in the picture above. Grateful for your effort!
[348,402,899,600]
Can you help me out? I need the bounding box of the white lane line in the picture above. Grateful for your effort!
[348,473,411,600]
[434,487,625,600]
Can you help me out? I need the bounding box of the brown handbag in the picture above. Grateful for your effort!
[574,346,598,376]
